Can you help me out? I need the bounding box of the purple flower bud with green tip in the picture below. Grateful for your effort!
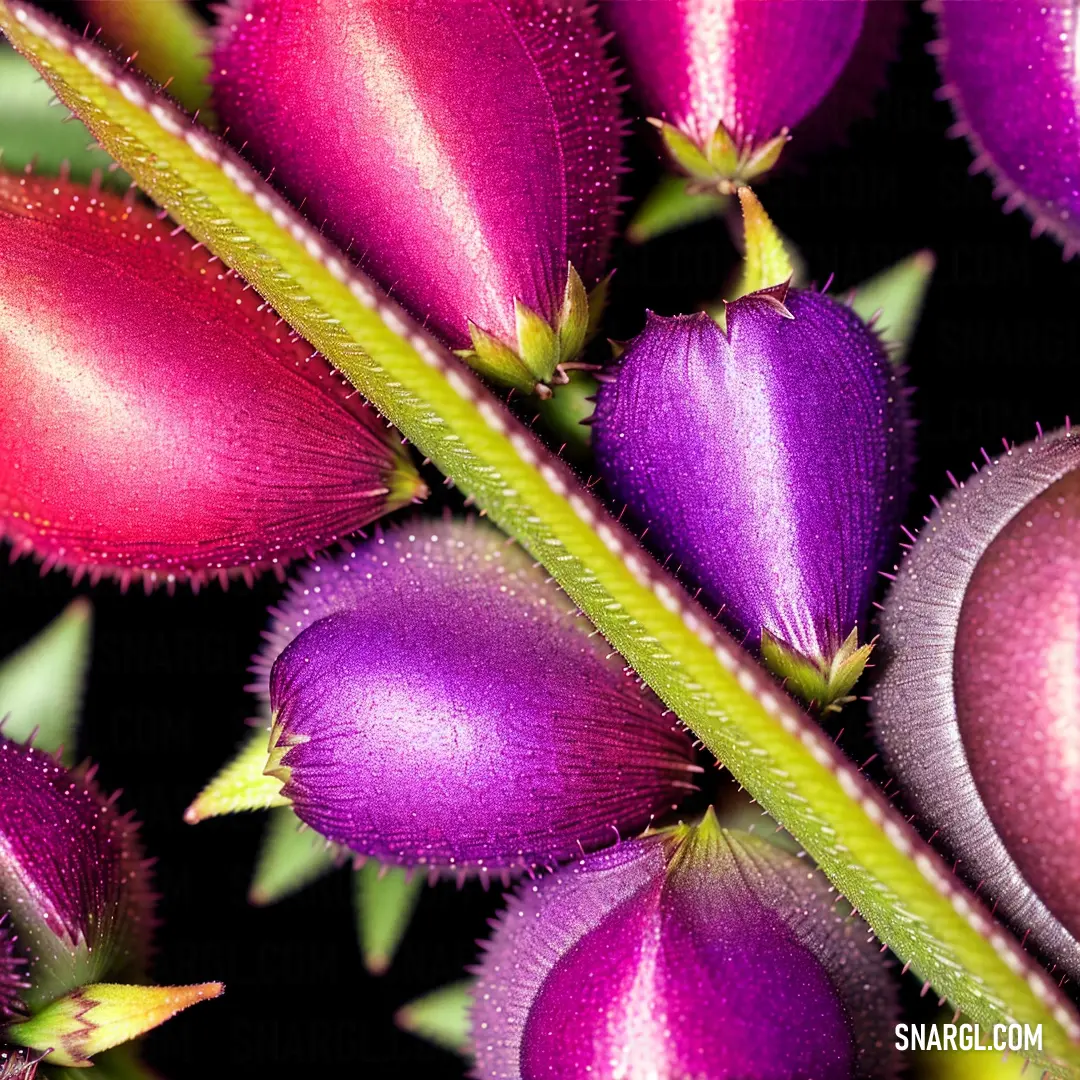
[0,735,221,1067]
[934,2,1080,258]
[592,282,910,708]
[261,520,697,876]
[607,0,866,187]
[472,810,899,1079]
[873,426,1080,977]
[212,0,624,395]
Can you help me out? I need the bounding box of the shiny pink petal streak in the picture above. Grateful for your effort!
[212,0,623,352]
[607,0,866,150]
[473,820,899,1079]
[873,428,1080,977]
[0,174,423,589]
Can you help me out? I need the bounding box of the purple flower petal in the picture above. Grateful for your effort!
[0,736,154,1009]
[473,814,899,1078]
[873,427,1080,976]
[264,521,696,874]
[0,173,423,590]
[592,290,909,693]
[213,0,623,376]
[936,2,1080,256]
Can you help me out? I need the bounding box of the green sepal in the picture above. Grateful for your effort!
[535,371,596,463]
[514,298,560,384]
[706,123,740,177]
[249,806,337,907]
[184,729,288,824]
[354,862,424,976]
[850,250,936,365]
[626,174,730,244]
[0,598,91,762]
[395,981,472,1057]
[457,322,535,396]
[739,129,790,182]
[556,263,588,364]
[730,187,794,300]
[6,982,222,1067]
[586,273,611,342]
[0,45,128,186]
[649,118,715,182]
[760,626,874,712]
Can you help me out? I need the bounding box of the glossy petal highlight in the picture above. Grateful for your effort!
[0,173,423,589]
[593,290,909,701]
[265,521,696,873]
[213,0,623,379]
[473,817,898,1079]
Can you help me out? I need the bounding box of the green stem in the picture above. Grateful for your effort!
[1,5,1076,1071]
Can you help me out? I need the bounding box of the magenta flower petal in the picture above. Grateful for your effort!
[213,0,623,387]
[873,427,1080,974]
[0,736,154,1009]
[0,916,27,1024]
[263,521,696,874]
[608,0,866,179]
[935,2,1080,256]
[473,814,898,1079]
[592,290,909,702]
[0,173,423,589]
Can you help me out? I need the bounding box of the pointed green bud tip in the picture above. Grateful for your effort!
[5,981,223,1067]
[184,729,289,824]
[356,862,424,976]
[760,626,874,711]
[732,187,794,300]
[248,807,338,907]
[850,249,937,365]
[395,981,472,1057]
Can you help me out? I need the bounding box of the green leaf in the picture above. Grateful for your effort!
[6,12,1076,1072]
[354,861,424,976]
[0,598,92,761]
[184,729,288,823]
[80,0,212,116]
[395,981,471,1057]
[0,44,128,185]
[249,805,337,907]
[627,174,729,244]
[850,249,936,364]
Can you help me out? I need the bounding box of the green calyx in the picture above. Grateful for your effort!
[458,264,606,397]
[650,118,789,192]
[760,626,875,712]
[183,729,289,824]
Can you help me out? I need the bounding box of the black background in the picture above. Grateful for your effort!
[4,2,1078,1075]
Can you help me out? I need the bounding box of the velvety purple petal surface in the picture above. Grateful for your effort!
[607,0,866,149]
[473,823,898,1079]
[0,737,154,1008]
[937,1,1080,255]
[873,428,1080,978]
[0,174,420,589]
[593,292,907,665]
[213,0,623,349]
[267,522,696,873]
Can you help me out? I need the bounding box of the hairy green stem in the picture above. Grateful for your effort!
[1,4,1076,1070]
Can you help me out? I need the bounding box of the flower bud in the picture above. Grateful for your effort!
[873,427,1080,975]
[472,811,899,1079]
[0,735,220,1066]
[607,0,866,186]
[934,2,1080,257]
[212,0,623,393]
[0,172,424,590]
[592,286,910,706]
[262,520,696,874]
